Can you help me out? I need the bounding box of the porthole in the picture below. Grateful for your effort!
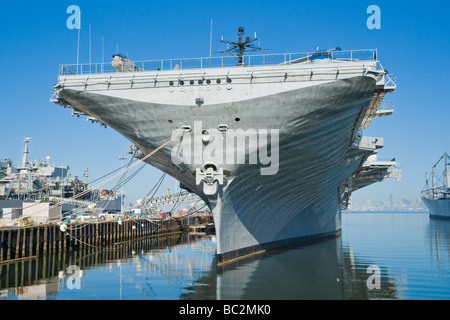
[179,80,184,86]
[168,119,173,124]
[235,117,240,122]
[198,80,204,85]
[227,78,232,84]
[169,81,174,86]
[206,79,211,84]
[216,79,221,84]
[190,80,195,85]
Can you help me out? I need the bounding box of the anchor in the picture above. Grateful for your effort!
[196,163,224,195]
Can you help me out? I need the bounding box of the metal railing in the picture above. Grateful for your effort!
[422,186,450,200]
[59,49,378,76]
[384,73,397,88]
[378,100,394,111]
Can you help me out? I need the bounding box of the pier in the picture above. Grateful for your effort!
[0,215,213,264]
[0,232,212,296]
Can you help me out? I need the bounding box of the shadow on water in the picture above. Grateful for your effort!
[0,232,399,300]
[427,217,450,273]
[182,235,399,300]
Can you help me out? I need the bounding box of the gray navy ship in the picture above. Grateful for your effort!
[0,138,122,221]
[422,152,450,219]
[51,27,399,264]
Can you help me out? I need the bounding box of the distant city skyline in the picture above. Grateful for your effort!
[349,194,427,212]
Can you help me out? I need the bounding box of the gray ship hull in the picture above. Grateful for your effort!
[52,48,398,264]
[422,198,450,219]
[57,74,380,263]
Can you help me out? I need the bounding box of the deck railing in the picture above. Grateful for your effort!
[378,100,394,111]
[384,73,397,89]
[59,49,378,76]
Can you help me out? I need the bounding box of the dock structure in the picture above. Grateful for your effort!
[0,232,208,294]
[0,215,213,264]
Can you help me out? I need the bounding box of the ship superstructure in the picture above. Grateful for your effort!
[422,152,450,219]
[0,138,122,220]
[51,28,399,264]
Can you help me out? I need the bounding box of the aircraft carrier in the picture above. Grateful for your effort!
[51,28,399,264]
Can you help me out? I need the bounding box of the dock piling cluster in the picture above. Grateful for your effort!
[0,216,213,264]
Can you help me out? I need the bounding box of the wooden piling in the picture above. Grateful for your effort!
[52,225,56,253]
[94,223,98,247]
[0,230,4,261]
[22,227,27,258]
[29,227,34,257]
[36,227,40,257]
[110,222,113,242]
[15,229,21,259]
[58,226,62,253]
[87,223,90,246]
[43,225,48,255]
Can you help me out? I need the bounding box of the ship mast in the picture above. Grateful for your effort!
[218,27,264,66]
[20,138,31,169]
[432,165,436,198]
[445,152,449,191]
[429,152,450,199]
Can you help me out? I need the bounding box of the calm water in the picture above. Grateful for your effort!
[1,212,450,300]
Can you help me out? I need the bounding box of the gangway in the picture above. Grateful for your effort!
[133,189,204,215]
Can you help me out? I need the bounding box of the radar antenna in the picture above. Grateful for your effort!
[218,27,265,66]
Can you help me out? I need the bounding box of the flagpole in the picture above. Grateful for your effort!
[89,24,91,73]
[210,19,213,57]
[209,19,213,67]
[77,28,80,74]
[102,36,104,73]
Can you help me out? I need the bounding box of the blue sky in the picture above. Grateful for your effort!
[0,0,449,206]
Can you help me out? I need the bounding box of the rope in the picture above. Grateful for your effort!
[50,130,184,210]
[142,173,167,205]
[65,231,116,251]
[168,189,184,214]
[2,129,185,225]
